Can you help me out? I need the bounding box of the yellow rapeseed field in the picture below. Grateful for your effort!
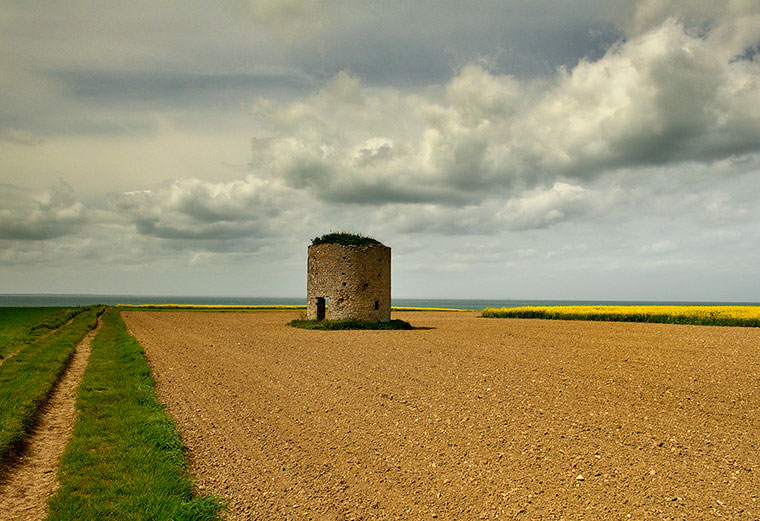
[481,305,760,327]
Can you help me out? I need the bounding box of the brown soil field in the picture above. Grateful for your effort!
[121,311,760,520]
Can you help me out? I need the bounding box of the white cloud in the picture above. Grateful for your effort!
[0,128,43,146]
[497,182,613,231]
[247,13,760,210]
[528,18,760,172]
[445,64,522,126]
[623,0,760,50]
[235,0,336,39]
[639,239,677,254]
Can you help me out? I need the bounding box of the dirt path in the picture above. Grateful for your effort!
[0,315,78,369]
[0,319,101,520]
[122,311,760,520]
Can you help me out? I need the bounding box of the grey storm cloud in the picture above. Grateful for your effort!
[232,0,625,83]
[110,176,297,243]
[0,0,623,139]
[373,182,619,235]
[0,182,87,240]
[49,69,315,111]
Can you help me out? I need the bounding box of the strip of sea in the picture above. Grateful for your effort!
[1,294,758,310]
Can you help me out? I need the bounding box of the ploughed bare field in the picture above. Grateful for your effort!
[121,311,760,520]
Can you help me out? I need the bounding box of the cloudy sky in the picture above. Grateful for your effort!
[1,1,759,301]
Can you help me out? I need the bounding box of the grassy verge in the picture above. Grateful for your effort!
[0,307,72,359]
[0,306,103,462]
[289,318,414,330]
[481,305,760,327]
[47,308,223,521]
[27,307,85,336]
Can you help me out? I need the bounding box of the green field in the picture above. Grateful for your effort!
[0,306,103,461]
[0,307,70,359]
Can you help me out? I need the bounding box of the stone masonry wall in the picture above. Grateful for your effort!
[307,243,391,322]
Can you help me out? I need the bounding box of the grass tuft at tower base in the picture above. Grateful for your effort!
[288,318,413,330]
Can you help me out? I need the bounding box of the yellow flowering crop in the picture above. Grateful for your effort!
[481,305,760,327]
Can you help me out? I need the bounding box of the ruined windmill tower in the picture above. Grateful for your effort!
[307,233,391,322]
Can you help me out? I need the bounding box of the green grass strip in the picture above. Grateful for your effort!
[27,307,85,336]
[0,307,72,359]
[0,306,103,462]
[481,305,760,327]
[47,308,223,521]
[289,318,414,330]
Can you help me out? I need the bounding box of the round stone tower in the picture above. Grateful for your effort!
[307,236,391,322]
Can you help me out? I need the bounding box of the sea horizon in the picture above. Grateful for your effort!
[1,293,758,310]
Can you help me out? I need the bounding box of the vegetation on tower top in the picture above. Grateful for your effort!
[311,232,383,247]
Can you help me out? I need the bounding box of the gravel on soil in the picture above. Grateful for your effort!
[121,311,760,520]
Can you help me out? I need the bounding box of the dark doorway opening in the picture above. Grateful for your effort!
[316,297,326,320]
[374,300,379,310]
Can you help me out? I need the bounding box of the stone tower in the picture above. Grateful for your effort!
[307,236,391,322]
